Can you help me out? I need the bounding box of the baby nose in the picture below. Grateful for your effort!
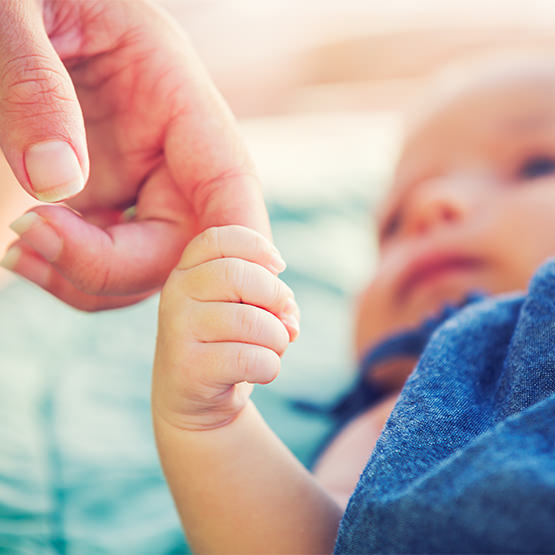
[404,178,470,236]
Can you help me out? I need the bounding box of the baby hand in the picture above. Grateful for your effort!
[152,225,300,431]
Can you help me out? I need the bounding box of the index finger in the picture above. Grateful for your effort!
[160,26,271,239]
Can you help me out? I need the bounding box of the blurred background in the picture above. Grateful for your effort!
[2,1,555,552]
[5,0,555,276]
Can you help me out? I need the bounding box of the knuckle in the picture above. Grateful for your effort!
[253,231,266,256]
[198,226,222,257]
[66,256,111,296]
[235,345,254,382]
[270,276,285,307]
[186,349,213,393]
[223,258,246,295]
[267,351,281,380]
[275,323,290,354]
[237,306,258,338]
[2,55,73,112]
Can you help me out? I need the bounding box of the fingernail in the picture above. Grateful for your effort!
[267,243,287,273]
[268,254,287,274]
[282,297,298,316]
[0,246,22,271]
[25,141,84,202]
[9,212,62,262]
[121,205,137,222]
[9,211,40,236]
[4,250,51,289]
[280,312,300,341]
[281,312,299,330]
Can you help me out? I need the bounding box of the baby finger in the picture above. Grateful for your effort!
[192,301,290,356]
[194,342,281,386]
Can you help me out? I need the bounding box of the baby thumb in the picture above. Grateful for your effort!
[0,0,88,203]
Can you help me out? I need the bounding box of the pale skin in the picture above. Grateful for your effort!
[317,59,555,504]
[153,61,555,553]
[152,225,341,554]
[0,0,270,310]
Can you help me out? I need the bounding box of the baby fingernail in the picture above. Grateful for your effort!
[280,312,300,333]
[282,297,298,316]
[9,212,62,262]
[0,245,21,271]
[279,297,300,339]
[268,252,287,274]
[25,141,85,202]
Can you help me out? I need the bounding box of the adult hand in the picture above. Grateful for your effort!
[0,0,270,310]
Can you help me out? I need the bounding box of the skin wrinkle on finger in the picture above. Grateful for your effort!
[190,302,290,357]
[225,257,247,302]
[68,11,254,213]
[40,205,114,293]
[181,296,297,345]
[177,225,285,274]
[1,0,270,307]
[198,225,224,262]
[1,52,67,90]
[45,0,129,60]
[63,209,116,294]
[160,223,299,339]
[234,344,280,385]
[1,59,80,132]
[7,239,154,311]
[31,201,190,295]
[179,258,295,316]
[189,170,265,230]
[0,0,91,202]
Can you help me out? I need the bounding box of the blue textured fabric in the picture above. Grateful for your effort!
[331,291,487,425]
[302,293,487,469]
[334,258,555,554]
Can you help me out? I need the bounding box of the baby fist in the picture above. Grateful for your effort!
[152,226,300,431]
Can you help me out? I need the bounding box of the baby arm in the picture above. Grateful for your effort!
[152,225,342,554]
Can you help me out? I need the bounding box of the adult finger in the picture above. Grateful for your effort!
[6,204,187,296]
[0,0,88,203]
[1,241,153,311]
[162,35,271,239]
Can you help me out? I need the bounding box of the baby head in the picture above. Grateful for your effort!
[355,53,555,385]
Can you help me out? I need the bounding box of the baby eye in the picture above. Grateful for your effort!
[381,212,401,240]
[518,156,555,180]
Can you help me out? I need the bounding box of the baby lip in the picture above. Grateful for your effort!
[397,251,485,300]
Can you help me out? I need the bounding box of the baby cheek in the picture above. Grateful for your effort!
[482,188,555,290]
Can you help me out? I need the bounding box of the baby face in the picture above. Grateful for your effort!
[355,62,555,362]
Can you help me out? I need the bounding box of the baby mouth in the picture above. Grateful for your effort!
[398,253,485,300]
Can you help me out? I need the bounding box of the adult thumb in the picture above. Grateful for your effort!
[0,0,88,203]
